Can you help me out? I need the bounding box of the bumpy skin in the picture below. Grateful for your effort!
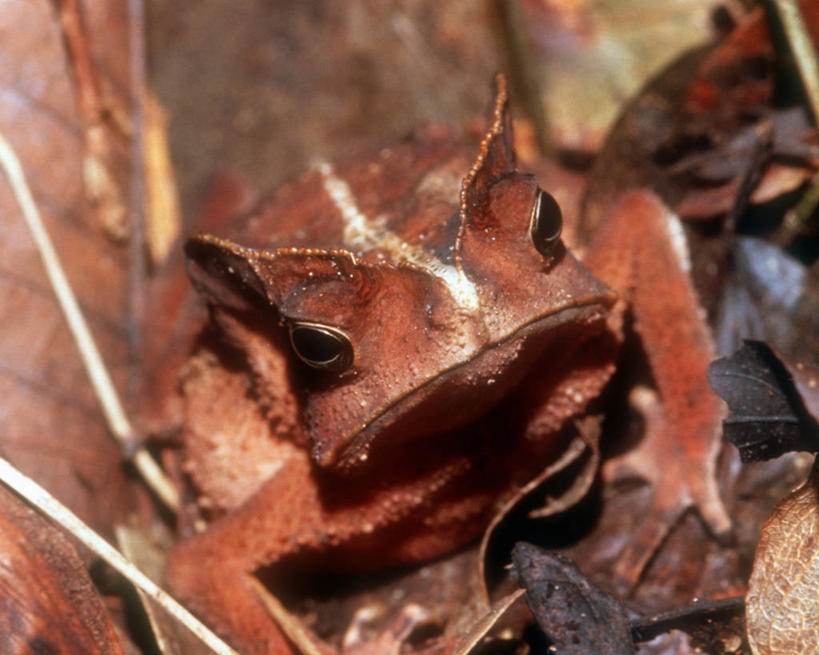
[161,76,727,654]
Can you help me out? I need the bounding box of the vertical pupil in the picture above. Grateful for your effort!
[531,189,562,256]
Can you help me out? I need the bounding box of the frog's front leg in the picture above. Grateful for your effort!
[582,190,730,587]
[166,434,484,655]
[166,454,326,655]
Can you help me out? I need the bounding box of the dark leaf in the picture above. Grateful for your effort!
[707,341,819,461]
[512,542,634,655]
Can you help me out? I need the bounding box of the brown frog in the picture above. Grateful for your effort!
[158,75,728,654]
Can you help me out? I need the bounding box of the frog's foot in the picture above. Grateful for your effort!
[603,385,730,591]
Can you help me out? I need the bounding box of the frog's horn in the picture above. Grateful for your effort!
[457,73,516,229]
[184,235,373,313]
[184,235,270,313]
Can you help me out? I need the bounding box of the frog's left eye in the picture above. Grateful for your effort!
[530,188,563,257]
[288,323,354,372]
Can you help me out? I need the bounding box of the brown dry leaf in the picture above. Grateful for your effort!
[0,486,125,655]
[0,0,135,529]
[746,463,819,654]
[513,543,634,654]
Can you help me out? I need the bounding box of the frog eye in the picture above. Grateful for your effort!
[530,188,563,256]
[288,322,354,371]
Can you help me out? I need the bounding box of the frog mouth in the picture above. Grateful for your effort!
[314,288,616,470]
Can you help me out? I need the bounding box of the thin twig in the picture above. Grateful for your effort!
[775,167,819,244]
[0,457,235,655]
[128,0,147,397]
[0,131,179,513]
[250,578,327,655]
[630,595,745,643]
[770,0,819,123]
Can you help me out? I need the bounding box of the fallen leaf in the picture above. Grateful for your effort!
[581,1,819,236]
[512,542,634,654]
[515,0,720,153]
[147,1,502,213]
[0,485,124,655]
[0,0,135,530]
[708,341,819,461]
[746,462,819,654]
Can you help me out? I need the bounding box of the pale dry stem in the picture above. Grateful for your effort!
[770,0,819,124]
[0,457,236,655]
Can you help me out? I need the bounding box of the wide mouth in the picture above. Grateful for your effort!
[315,288,616,469]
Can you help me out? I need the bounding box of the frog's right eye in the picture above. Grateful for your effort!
[530,188,563,257]
[288,322,354,372]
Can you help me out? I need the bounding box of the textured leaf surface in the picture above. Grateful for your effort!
[0,487,124,655]
[746,465,819,654]
[0,0,135,529]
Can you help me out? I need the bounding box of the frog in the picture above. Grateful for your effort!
[158,74,729,654]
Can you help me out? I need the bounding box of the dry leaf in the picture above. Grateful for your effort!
[708,341,819,462]
[0,0,136,530]
[746,463,819,654]
[513,543,634,654]
[148,1,502,213]
[0,486,124,655]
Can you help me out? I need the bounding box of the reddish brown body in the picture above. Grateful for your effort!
[157,76,727,654]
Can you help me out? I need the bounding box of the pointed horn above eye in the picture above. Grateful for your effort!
[254,247,379,305]
[184,234,270,311]
[185,234,375,312]
[458,73,516,218]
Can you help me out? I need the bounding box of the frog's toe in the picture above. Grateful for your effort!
[603,385,730,590]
